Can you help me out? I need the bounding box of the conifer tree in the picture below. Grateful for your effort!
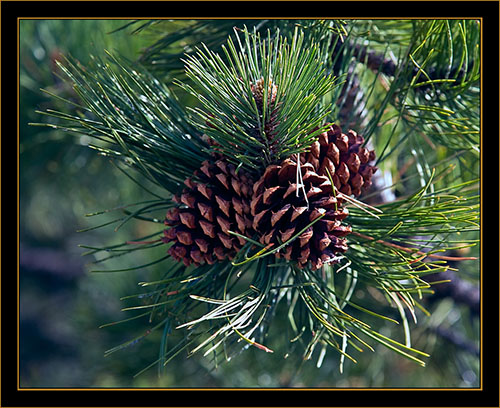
[37,19,480,384]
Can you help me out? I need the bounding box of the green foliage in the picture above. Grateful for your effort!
[126,19,481,173]
[36,53,209,195]
[128,19,347,83]
[179,27,340,172]
[32,19,480,386]
[342,19,480,176]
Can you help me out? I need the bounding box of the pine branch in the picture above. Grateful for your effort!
[361,20,479,155]
[35,20,481,376]
[178,26,340,173]
[35,53,210,195]
[127,19,347,83]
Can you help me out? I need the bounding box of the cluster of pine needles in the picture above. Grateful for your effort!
[35,20,480,377]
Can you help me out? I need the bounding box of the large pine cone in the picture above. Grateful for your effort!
[302,124,377,197]
[163,159,254,266]
[251,158,352,270]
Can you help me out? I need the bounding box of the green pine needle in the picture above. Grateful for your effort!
[177,26,340,173]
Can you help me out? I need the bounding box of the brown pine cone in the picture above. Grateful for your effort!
[302,123,377,197]
[251,158,351,270]
[163,159,255,266]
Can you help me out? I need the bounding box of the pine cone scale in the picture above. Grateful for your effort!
[271,204,291,227]
[290,206,308,222]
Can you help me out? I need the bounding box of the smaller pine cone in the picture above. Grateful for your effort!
[163,159,254,267]
[251,77,278,112]
[302,124,377,197]
[251,158,351,270]
[249,78,281,157]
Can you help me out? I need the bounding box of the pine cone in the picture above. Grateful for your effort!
[163,159,255,266]
[302,124,377,197]
[250,77,280,156]
[251,77,278,113]
[251,158,351,270]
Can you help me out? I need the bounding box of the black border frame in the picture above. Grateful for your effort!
[5,1,499,407]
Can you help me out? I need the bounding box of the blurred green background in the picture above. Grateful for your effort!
[19,19,480,388]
